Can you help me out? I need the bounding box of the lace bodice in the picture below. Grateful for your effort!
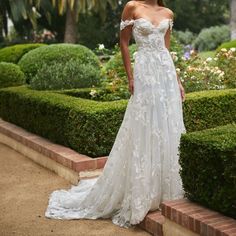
[120,18,173,52]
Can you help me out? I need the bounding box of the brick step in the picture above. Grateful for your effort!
[0,118,108,173]
[139,210,164,236]
[161,199,236,236]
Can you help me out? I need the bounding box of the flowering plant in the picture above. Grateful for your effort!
[172,47,236,93]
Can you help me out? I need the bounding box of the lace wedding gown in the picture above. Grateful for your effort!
[45,17,186,228]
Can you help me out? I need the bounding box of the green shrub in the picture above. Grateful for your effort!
[215,48,236,89]
[55,86,131,101]
[217,40,236,51]
[18,43,101,84]
[0,86,235,157]
[193,25,230,52]
[0,85,128,157]
[183,89,236,132]
[179,123,236,218]
[173,29,196,46]
[104,44,137,82]
[0,43,45,64]
[30,59,101,90]
[0,62,25,88]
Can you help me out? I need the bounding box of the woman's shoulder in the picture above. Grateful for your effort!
[123,0,138,10]
[161,7,174,18]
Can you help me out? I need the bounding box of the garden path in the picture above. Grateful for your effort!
[0,143,150,236]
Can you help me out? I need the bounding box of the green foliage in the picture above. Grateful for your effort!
[105,44,137,81]
[217,40,236,51]
[198,51,216,59]
[193,25,230,52]
[0,62,25,88]
[0,43,46,64]
[18,43,101,84]
[216,48,236,88]
[175,48,236,93]
[0,87,235,157]
[179,123,236,218]
[55,86,131,101]
[165,0,229,33]
[173,29,196,45]
[183,89,236,132]
[0,85,128,157]
[30,59,101,90]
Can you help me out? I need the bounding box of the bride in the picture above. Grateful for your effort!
[45,0,187,229]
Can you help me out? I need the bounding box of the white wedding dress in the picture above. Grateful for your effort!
[45,17,186,228]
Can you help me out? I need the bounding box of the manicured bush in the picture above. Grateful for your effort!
[0,86,235,157]
[0,43,45,64]
[0,85,128,157]
[179,123,236,218]
[55,86,131,101]
[18,43,101,84]
[193,25,230,52]
[183,89,236,132]
[0,62,25,88]
[173,29,196,45]
[217,40,236,51]
[30,59,101,90]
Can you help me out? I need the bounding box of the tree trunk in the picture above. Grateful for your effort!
[230,0,236,40]
[0,15,3,42]
[64,0,79,43]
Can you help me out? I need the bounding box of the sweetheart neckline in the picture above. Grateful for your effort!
[133,17,172,29]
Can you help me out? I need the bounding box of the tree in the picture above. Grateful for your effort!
[54,0,118,43]
[230,0,236,39]
[165,0,229,33]
[1,0,117,43]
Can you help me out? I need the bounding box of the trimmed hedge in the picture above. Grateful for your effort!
[179,123,236,218]
[18,43,101,84]
[61,88,236,131]
[0,86,235,157]
[0,43,45,64]
[0,85,127,157]
[183,89,236,132]
[0,62,25,88]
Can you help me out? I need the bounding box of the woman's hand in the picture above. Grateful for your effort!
[178,82,185,102]
[128,78,134,95]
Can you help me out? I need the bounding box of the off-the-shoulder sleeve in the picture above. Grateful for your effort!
[169,19,174,32]
[120,19,135,31]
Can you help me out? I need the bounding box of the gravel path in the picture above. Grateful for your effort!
[0,143,150,236]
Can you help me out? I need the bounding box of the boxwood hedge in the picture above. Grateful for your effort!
[0,62,25,88]
[179,123,236,218]
[0,86,235,156]
[0,43,45,64]
[0,85,127,157]
[18,43,101,84]
[183,89,236,132]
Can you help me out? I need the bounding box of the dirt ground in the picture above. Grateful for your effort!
[0,143,150,236]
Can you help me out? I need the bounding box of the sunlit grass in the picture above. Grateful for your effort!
[198,50,216,59]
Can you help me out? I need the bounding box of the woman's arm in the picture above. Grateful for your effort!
[164,9,185,102]
[119,2,136,94]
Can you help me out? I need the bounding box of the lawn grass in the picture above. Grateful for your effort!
[198,50,216,59]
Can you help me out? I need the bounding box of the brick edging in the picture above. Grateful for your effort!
[161,199,236,236]
[0,118,107,172]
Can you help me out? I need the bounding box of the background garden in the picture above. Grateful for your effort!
[0,0,235,222]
